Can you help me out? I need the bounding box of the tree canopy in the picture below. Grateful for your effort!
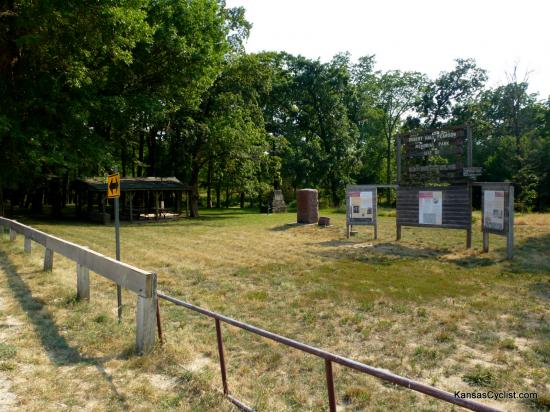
[1,1,550,215]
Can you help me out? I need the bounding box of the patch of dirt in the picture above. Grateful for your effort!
[148,373,176,391]
[0,296,17,411]
[183,355,211,373]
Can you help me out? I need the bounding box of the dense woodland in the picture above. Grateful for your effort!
[1,0,550,217]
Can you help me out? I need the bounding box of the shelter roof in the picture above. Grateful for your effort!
[76,177,191,192]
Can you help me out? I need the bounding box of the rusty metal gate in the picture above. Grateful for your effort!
[157,292,500,412]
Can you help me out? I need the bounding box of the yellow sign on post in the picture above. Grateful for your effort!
[107,173,120,198]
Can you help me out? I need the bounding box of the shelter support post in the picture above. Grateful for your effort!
[128,192,134,222]
[154,192,160,220]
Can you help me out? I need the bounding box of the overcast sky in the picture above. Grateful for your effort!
[225,0,550,99]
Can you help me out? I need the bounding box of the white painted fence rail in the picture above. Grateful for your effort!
[0,217,157,354]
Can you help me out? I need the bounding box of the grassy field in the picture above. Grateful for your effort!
[0,208,549,411]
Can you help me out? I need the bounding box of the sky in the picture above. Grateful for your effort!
[225,0,550,99]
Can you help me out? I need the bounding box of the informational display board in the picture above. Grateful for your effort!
[483,190,505,231]
[345,185,378,239]
[396,185,472,246]
[478,183,514,259]
[418,191,442,225]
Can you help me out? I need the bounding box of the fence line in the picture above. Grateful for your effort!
[0,218,501,411]
[157,292,501,412]
[0,217,157,353]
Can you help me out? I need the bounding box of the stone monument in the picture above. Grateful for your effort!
[269,190,287,213]
[296,189,319,224]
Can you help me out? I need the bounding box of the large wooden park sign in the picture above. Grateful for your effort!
[344,125,514,258]
[395,125,513,258]
[396,126,475,247]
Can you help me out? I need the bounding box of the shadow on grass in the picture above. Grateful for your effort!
[309,239,510,271]
[529,282,550,301]
[509,233,550,275]
[0,250,130,407]
[446,256,496,268]
[269,222,314,231]
[311,241,449,260]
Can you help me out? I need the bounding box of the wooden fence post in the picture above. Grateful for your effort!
[9,228,16,241]
[24,236,32,253]
[43,248,54,271]
[136,273,157,354]
[77,263,90,300]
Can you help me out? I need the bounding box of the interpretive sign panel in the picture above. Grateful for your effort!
[483,190,505,231]
[418,191,442,225]
[350,191,374,222]
[346,185,378,239]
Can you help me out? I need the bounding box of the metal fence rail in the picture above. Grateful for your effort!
[157,292,501,412]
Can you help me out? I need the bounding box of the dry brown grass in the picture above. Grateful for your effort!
[0,209,549,411]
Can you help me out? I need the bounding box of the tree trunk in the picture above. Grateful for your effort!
[330,179,340,207]
[206,157,213,208]
[121,144,127,177]
[240,192,245,208]
[386,133,392,205]
[138,129,145,177]
[51,179,63,218]
[31,188,43,214]
[147,128,157,176]
[62,171,69,208]
[225,187,230,208]
[0,182,3,217]
[189,168,200,217]
[216,182,221,208]
[131,146,136,177]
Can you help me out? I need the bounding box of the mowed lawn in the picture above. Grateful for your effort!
[0,209,549,411]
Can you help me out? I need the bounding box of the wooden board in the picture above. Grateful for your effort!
[397,126,473,185]
[396,185,471,230]
[0,217,153,297]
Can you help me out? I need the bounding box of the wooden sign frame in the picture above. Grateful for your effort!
[476,182,514,259]
[396,184,473,248]
[345,185,378,239]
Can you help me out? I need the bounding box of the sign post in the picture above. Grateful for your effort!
[107,170,122,321]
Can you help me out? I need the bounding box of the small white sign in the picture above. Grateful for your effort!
[484,190,505,231]
[419,191,442,225]
[349,191,373,220]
